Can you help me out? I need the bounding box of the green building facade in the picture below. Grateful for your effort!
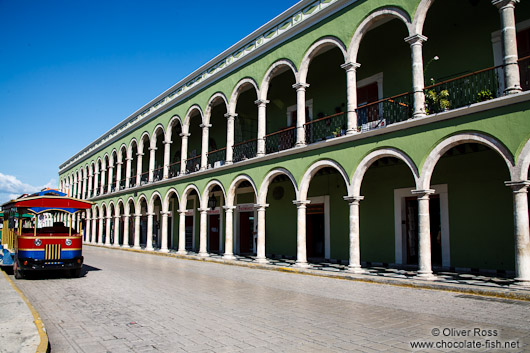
[58,0,530,282]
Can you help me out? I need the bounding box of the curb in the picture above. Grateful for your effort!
[87,244,530,302]
[2,271,49,353]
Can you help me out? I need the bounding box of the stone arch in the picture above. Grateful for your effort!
[116,199,125,217]
[257,168,299,205]
[227,174,258,207]
[163,188,181,213]
[347,7,413,63]
[259,59,299,101]
[125,196,136,216]
[201,179,228,210]
[204,93,229,125]
[149,191,164,213]
[117,144,127,162]
[180,184,201,211]
[136,194,149,213]
[228,78,260,115]
[299,36,347,85]
[299,160,350,201]
[351,148,419,196]
[106,201,115,218]
[138,132,151,152]
[128,138,138,159]
[166,115,183,142]
[110,149,118,166]
[419,132,515,190]
[150,124,166,149]
[412,0,436,35]
[184,104,204,127]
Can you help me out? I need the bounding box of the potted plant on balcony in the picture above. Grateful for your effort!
[476,89,493,102]
[425,85,450,114]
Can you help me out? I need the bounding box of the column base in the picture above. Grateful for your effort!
[255,257,269,264]
[346,129,359,136]
[504,87,522,95]
[347,265,365,274]
[145,246,154,251]
[177,250,188,255]
[416,271,437,280]
[514,277,530,286]
[412,112,427,119]
[132,246,141,250]
[122,244,130,248]
[294,261,310,269]
[159,248,169,253]
[198,251,209,257]
[295,142,306,148]
[223,254,236,260]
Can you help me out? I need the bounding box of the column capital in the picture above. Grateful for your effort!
[343,195,364,204]
[411,189,435,198]
[146,212,155,217]
[254,99,270,107]
[149,146,157,151]
[197,208,209,214]
[159,211,170,216]
[136,152,144,157]
[101,167,107,172]
[293,200,311,208]
[254,203,269,210]
[163,139,173,145]
[492,0,519,10]
[114,215,120,220]
[404,34,428,46]
[222,205,237,212]
[134,213,142,218]
[505,180,530,192]
[224,112,238,119]
[125,156,133,161]
[199,123,212,129]
[123,213,130,218]
[179,132,191,138]
[115,161,123,166]
[340,62,361,71]
[292,82,310,91]
[178,209,188,215]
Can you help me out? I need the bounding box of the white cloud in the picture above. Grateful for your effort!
[0,173,56,205]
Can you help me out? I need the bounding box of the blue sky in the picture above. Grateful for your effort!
[0,0,299,203]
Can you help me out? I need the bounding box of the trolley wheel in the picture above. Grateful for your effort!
[70,268,81,278]
[14,259,23,280]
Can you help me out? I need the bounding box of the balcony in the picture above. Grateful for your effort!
[207,148,226,169]
[233,139,257,162]
[265,126,296,154]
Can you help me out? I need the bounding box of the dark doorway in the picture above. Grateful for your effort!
[185,216,194,251]
[405,196,442,266]
[306,203,325,259]
[209,214,220,253]
[239,212,254,254]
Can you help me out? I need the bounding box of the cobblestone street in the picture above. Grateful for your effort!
[11,246,530,352]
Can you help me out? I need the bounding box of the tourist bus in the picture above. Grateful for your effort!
[0,190,92,278]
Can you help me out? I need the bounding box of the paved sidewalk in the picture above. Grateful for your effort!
[0,269,42,353]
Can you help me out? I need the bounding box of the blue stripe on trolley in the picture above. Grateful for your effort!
[18,249,81,260]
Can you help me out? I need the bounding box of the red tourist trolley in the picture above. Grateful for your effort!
[0,190,93,279]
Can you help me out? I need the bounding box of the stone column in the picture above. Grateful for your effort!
[493,0,522,94]
[405,34,428,119]
[341,62,361,135]
[293,83,310,146]
[146,212,154,251]
[293,200,311,268]
[125,157,132,188]
[177,210,187,255]
[82,176,87,199]
[88,170,94,198]
[344,196,365,273]
[115,161,122,190]
[133,213,141,249]
[160,211,169,253]
[223,206,236,260]
[255,204,269,264]
[100,168,107,195]
[105,216,112,246]
[255,99,269,157]
[148,146,156,183]
[506,181,530,284]
[107,165,114,193]
[179,132,190,174]
[72,178,78,199]
[198,208,209,257]
[86,213,92,243]
[123,214,130,247]
[92,216,97,244]
[225,113,237,165]
[94,171,100,196]
[136,152,144,186]
[98,216,104,245]
[163,140,171,179]
[113,216,120,246]
[200,123,211,170]
[412,189,436,279]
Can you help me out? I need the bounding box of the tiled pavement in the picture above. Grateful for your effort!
[10,246,530,352]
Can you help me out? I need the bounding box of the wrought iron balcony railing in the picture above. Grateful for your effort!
[233,139,257,162]
[119,179,126,191]
[168,162,180,178]
[153,167,163,182]
[356,92,413,132]
[140,171,149,185]
[129,176,136,188]
[185,156,201,174]
[265,126,296,153]
[304,112,347,145]
[207,147,226,168]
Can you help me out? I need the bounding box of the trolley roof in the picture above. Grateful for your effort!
[1,189,93,215]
